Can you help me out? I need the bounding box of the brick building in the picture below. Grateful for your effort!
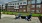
[4,0,42,13]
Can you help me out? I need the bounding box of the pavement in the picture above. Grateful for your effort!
[0,12,41,23]
[1,14,15,18]
[0,14,41,23]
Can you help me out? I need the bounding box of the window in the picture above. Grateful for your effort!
[15,3,19,5]
[24,10,26,12]
[14,10,16,11]
[28,1,31,4]
[17,10,18,12]
[31,10,35,13]
[19,10,22,12]
[31,10,35,12]
[27,5,30,8]
[16,6,19,8]
[36,10,40,13]
[17,3,19,5]
[13,4,14,5]
[20,2,22,4]
[9,4,12,5]
[20,6,22,8]
[36,5,41,8]
[15,3,16,5]
[37,0,41,3]
[14,6,19,8]
[8,6,11,8]
[23,2,26,4]
[31,0,35,4]
[14,6,16,8]
[23,6,26,8]
[32,5,35,8]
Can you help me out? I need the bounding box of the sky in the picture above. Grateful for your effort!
[0,0,18,5]
[0,0,41,5]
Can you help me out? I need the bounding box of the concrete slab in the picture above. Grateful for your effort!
[0,14,41,23]
[1,14,15,18]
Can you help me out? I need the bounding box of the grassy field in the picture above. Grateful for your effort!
[2,11,42,17]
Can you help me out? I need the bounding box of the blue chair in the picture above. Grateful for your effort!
[27,15,32,21]
[25,13,32,21]
[15,14,21,19]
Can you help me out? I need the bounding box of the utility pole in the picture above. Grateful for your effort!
[29,0,32,13]
[26,0,29,13]
[30,0,32,13]
[27,0,32,13]
[35,0,37,14]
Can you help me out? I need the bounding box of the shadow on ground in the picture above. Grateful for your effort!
[38,16,42,23]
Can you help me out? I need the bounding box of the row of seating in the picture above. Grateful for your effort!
[15,13,32,21]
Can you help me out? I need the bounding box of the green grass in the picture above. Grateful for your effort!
[32,14,41,17]
[2,11,42,17]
